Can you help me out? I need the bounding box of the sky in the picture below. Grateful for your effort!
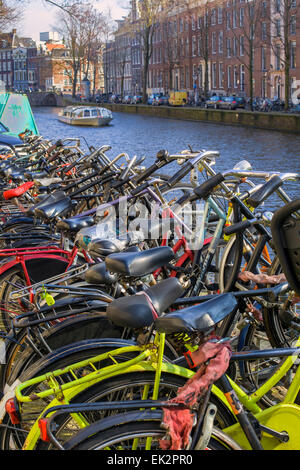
[19,0,129,41]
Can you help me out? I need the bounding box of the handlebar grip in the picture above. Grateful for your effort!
[131,182,149,197]
[135,163,159,185]
[61,160,77,174]
[223,220,252,236]
[166,161,193,187]
[192,173,225,200]
[247,175,283,208]
[47,151,61,163]
[111,176,131,190]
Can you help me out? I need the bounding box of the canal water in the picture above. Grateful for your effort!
[32,106,300,206]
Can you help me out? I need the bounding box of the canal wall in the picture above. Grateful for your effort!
[101,103,300,134]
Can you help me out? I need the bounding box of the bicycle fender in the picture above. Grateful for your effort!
[0,255,69,281]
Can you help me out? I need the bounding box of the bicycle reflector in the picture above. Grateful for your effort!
[38,418,50,442]
[5,398,21,425]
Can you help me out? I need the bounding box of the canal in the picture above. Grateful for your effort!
[33,106,300,205]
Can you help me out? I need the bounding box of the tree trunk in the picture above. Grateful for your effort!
[204,58,209,98]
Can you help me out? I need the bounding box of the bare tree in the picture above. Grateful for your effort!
[55,3,107,98]
[196,5,211,99]
[137,0,174,103]
[229,0,264,110]
[0,0,23,31]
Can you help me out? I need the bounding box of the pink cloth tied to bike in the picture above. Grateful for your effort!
[159,340,232,450]
[3,181,34,200]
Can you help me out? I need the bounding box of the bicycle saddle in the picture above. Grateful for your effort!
[56,216,95,233]
[106,277,184,328]
[88,238,130,258]
[85,261,118,285]
[154,293,237,334]
[105,246,174,277]
[26,190,67,216]
[34,196,73,221]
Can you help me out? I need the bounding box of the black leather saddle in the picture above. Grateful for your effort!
[34,196,73,221]
[105,246,174,277]
[155,293,237,334]
[107,277,184,329]
[56,216,95,233]
[26,190,67,216]
[88,238,130,258]
[85,261,117,285]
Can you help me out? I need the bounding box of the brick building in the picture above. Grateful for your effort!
[104,0,300,102]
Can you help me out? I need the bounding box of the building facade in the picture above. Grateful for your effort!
[103,0,300,101]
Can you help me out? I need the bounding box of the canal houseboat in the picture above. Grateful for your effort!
[58,106,113,127]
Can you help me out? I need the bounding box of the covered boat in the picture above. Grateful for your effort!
[58,106,113,127]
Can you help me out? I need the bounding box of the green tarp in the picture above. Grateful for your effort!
[0,92,38,135]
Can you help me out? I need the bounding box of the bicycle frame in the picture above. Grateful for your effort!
[6,325,300,451]
[6,332,226,450]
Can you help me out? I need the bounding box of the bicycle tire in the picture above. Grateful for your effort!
[0,339,140,450]
[0,258,69,331]
[262,257,300,348]
[65,416,240,450]
[34,371,236,450]
[3,312,122,388]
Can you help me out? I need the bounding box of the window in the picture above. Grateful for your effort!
[275,18,281,36]
[198,37,202,56]
[212,32,216,54]
[233,9,237,27]
[291,41,296,69]
[239,36,244,56]
[212,62,217,88]
[219,31,223,53]
[262,77,266,98]
[192,16,196,30]
[185,65,189,87]
[192,36,197,56]
[290,15,296,34]
[239,7,244,26]
[234,65,238,87]
[227,65,231,88]
[211,8,216,25]
[262,22,267,40]
[275,0,281,12]
[275,44,281,70]
[185,37,189,56]
[233,37,237,56]
[261,46,266,70]
[226,11,231,29]
[179,18,183,32]
[240,64,245,91]
[218,7,223,23]
[198,16,202,29]
[227,37,231,57]
[262,1,267,16]
[219,62,224,87]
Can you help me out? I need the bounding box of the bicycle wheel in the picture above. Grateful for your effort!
[66,416,240,450]
[237,321,291,407]
[0,340,139,450]
[262,257,300,348]
[35,371,236,450]
[3,313,122,389]
[0,258,69,331]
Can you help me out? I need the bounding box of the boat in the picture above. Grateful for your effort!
[58,106,113,127]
